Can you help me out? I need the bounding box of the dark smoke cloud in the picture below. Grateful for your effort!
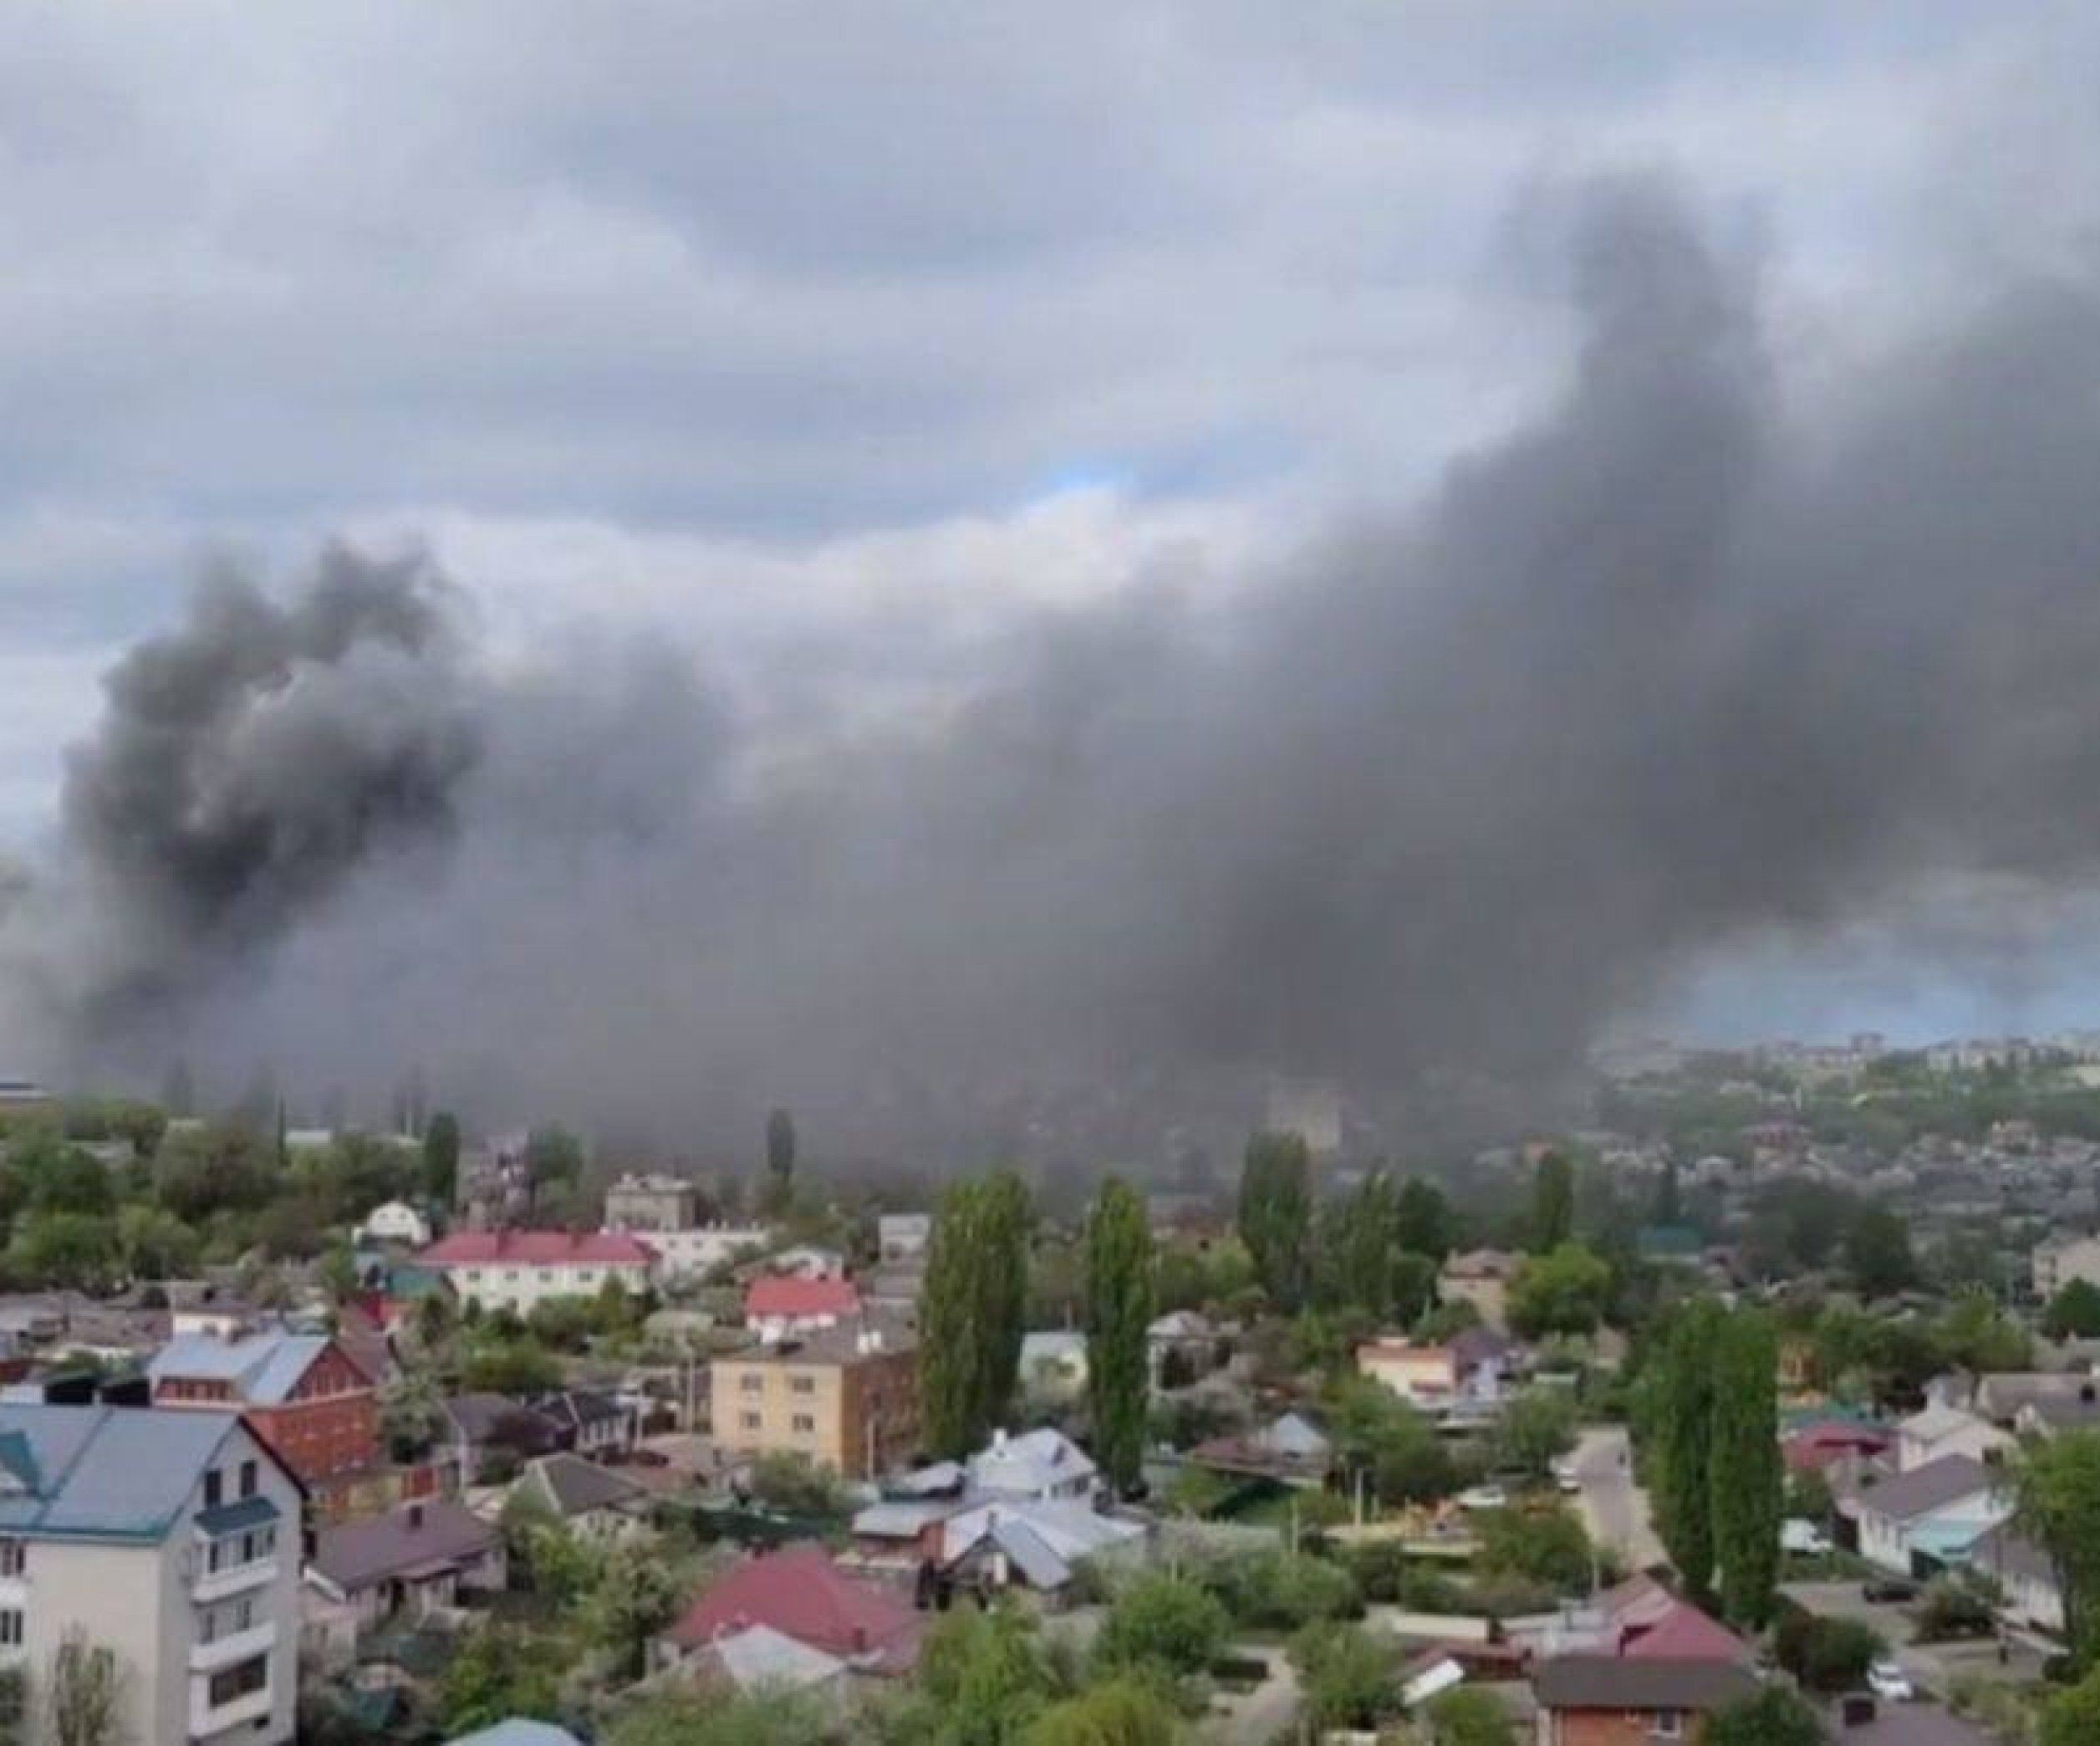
[18,175,2100,1144]
[47,545,480,1026]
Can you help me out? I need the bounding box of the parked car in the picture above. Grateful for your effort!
[1552,1460,1582,1494]
[1781,1518,1832,1555]
[1867,1660,1915,1702]
[1862,1575,1919,1605]
[1456,1484,1509,1511]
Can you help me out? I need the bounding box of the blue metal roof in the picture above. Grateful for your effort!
[0,1405,242,1542]
[148,1331,331,1406]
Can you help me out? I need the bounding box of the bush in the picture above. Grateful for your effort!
[1396,1566,1466,1614]
[1774,1609,1882,1692]
[1196,1549,1359,1631]
[1097,1575,1231,1678]
[1472,1504,1594,1592]
[1915,1574,1999,1641]
[1290,1621,1401,1732]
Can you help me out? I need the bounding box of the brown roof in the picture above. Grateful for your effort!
[1532,1655,1758,1712]
[311,1500,500,1593]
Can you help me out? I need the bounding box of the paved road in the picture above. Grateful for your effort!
[1570,1424,1664,1570]
[1201,1644,1301,1743]
[1781,1580,2050,1695]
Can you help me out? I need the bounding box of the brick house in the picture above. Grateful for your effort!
[150,1330,381,1518]
[1533,1655,1758,1743]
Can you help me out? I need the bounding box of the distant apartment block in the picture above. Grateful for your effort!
[877,1214,932,1264]
[602,1173,701,1233]
[416,1231,658,1314]
[711,1323,918,1479]
[632,1224,771,1281]
[2032,1231,2100,1299]
[0,1403,303,1744]
[1439,1248,1519,1330]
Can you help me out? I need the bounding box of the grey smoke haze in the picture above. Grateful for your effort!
[19,176,2100,1137]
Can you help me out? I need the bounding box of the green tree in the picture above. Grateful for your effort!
[115,1204,199,1280]
[378,1372,445,1463]
[589,1536,681,1677]
[1934,1289,2031,1372]
[920,1173,1034,1458]
[1394,1177,1454,1262]
[1653,1297,1725,1595]
[912,1605,1058,1745]
[1531,1150,1575,1253]
[1846,1204,1914,1297]
[2018,1429,2100,1671]
[608,1690,833,1746]
[524,1126,584,1193]
[1704,1685,1824,1746]
[2042,1666,2100,1746]
[1473,1504,1594,1591]
[764,1107,797,1211]
[1711,1310,1782,1628]
[1491,1388,1578,1478]
[1096,1574,1229,1678]
[1506,1243,1611,1338]
[2045,1279,2100,1340]
[9,1212,120,1292]
[1291,1621,1399,1732]
[1651,1157,1683,1228]
[1323,1376,1455,1504]
[1236,1131,1312,1311]
[1083,1177,1154,1494]
[1772,1611,1880,1692]
[1423,1686,1518,1746]
[44,1629,122,1746]
[1020,1679,1176,1746]
[422,1110,461,1206]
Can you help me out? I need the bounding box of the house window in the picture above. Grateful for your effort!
[202,1468,222,1509]
[206,1654,268,1708]
[1651,1710,1685,1739]
[740,1374,764,1393]
[790,1377,815,1395]
[792,1414,816,1433]
[0,1541,23,1578]
[0,1611,19,1647]
[238,1461,257,1500]
[739,1412,762,1431]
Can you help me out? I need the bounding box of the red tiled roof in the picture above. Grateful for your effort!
[1622,1601,1754,1665]
[418,1231,658,1267]
[666,1544,921,1673]
[746,1275,862,1319]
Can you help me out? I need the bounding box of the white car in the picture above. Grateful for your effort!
[1456,1484,1509,1510]
[1867,1660,1914,1703]
[1781,1518,1832,1555]
[1552,1460,1582,1494]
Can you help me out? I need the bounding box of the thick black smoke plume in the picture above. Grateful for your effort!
[17,177,2100,1143]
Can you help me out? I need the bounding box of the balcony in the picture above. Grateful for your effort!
[187,1672,273,1738]
[189,1620,276,1675]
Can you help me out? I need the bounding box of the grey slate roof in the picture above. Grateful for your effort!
[527,1452,647,1519]
[0,1403,250,1542]
[1532,1654,1757,1710]
[312,1499,501,1592]
[1855,1455,1999,1523]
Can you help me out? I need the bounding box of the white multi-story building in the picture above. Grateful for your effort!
[416,1230,659,1313]
[354,1200,433,1249]
[0,1403,303,1744]
[631,1224,771,1281]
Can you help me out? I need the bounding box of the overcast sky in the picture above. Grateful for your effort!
[3,2,2093,1048]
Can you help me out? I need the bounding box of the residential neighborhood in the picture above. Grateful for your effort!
[0,1039,2097,1741]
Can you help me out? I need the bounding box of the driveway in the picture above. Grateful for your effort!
[1570,1425,1664,1570]
[1200,1643,1301,1743]
[1779,1580,2049,1695]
